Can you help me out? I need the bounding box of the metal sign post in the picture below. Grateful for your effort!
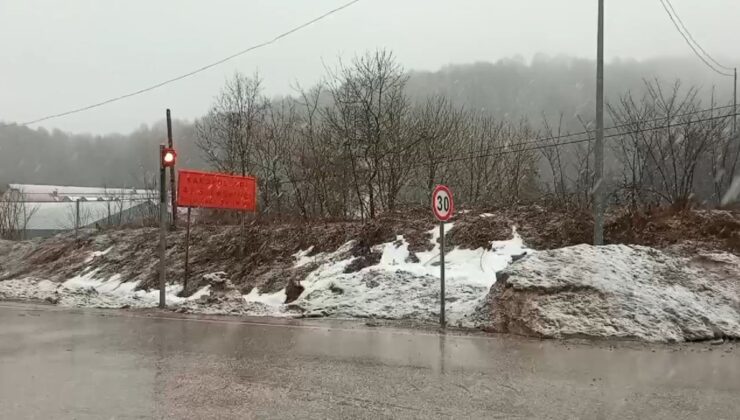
[183,207,192,294]
[432,185,454,328]
[175,168,258,299]
[439,221,446,327]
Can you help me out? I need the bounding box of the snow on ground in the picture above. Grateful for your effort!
[247,224,528,326]
[482,245,740,342]
[0,268,209,309]
[84,246,113,263]
[0,224,526,326]
[4,223,738,342]
[243,287,287,306]
[292,246,316,268]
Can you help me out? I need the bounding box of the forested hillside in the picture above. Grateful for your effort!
[1,54,736,213]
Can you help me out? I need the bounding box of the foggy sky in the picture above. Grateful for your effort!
[1,0,738,134]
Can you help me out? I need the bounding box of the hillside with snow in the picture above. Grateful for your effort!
[1,207,738,342]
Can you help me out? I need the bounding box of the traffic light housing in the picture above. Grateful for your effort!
[161,147,177,168]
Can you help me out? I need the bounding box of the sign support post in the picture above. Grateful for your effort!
[176,169,258,297]
[183,207,192,294]
[439,221,446,328]
[432,185,454,329]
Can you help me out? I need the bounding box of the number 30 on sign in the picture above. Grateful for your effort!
[432,185,454,222]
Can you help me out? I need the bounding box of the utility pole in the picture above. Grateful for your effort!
[167,109,177,228]
[593,0,605,246]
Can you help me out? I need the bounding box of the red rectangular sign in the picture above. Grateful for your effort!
[177,169,257,211]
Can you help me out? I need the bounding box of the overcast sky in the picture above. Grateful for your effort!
[1,0,738,134]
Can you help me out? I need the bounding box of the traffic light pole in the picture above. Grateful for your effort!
[159,144,167,309]
[166,109,177,228]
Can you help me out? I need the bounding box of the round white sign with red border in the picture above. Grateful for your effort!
[432,185,454,222]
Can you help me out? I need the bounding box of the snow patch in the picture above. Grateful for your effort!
[292,247,316,268]
[721,176,740,206]
[246,224,528,326]
[0,268,209,309]
[378,236,409,266]
[84,246,113,263]
[244,287,287,306]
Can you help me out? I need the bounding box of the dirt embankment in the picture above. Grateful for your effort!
[448,205,739,253]
[1,206,736,307]
[606,208,740,253]
[0,209,439,300]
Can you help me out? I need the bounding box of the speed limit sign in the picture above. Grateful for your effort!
[431,185,453,329]
[432,185,454,222]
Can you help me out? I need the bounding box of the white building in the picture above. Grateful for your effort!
[2,184,158,239]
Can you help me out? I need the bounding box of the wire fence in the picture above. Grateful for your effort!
[0,197,161,240]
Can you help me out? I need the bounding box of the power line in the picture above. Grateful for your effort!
[407,113,736,172]
[278,109,737,186]
[3,199,155,204]
[657,0,733,77]
[18,192,156,197]
[7,106,732,193]
[0,0,362,129]
[663,0,734,72]
[381,104,737,173]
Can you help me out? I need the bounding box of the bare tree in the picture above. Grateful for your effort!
[195,72,268,177]
[411,95,464,197]
[571,116,596,209]
[608,80,731,209]
[324,49,410,219]
[294,84,352,218]
[540,113,568,204]
[0,189,38,240]
[254,97,299,215]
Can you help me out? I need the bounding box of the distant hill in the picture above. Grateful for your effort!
[0,120,207,189]
[1,55,733,188]
[406,55,733,130]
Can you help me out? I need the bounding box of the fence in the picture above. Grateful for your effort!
[0,197,160,240]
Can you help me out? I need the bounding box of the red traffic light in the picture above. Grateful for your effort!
[161,147,177,167]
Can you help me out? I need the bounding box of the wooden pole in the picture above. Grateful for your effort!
[167,109,177,228]
[159,145,167,309]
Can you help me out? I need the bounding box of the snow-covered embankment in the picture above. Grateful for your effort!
[245,224,527,326]
[478,245,740,342]
[0,224,528,328]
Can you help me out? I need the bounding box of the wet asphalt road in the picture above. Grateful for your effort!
[0,303,738,419]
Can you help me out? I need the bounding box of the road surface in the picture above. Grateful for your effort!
[0,302,738,419]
